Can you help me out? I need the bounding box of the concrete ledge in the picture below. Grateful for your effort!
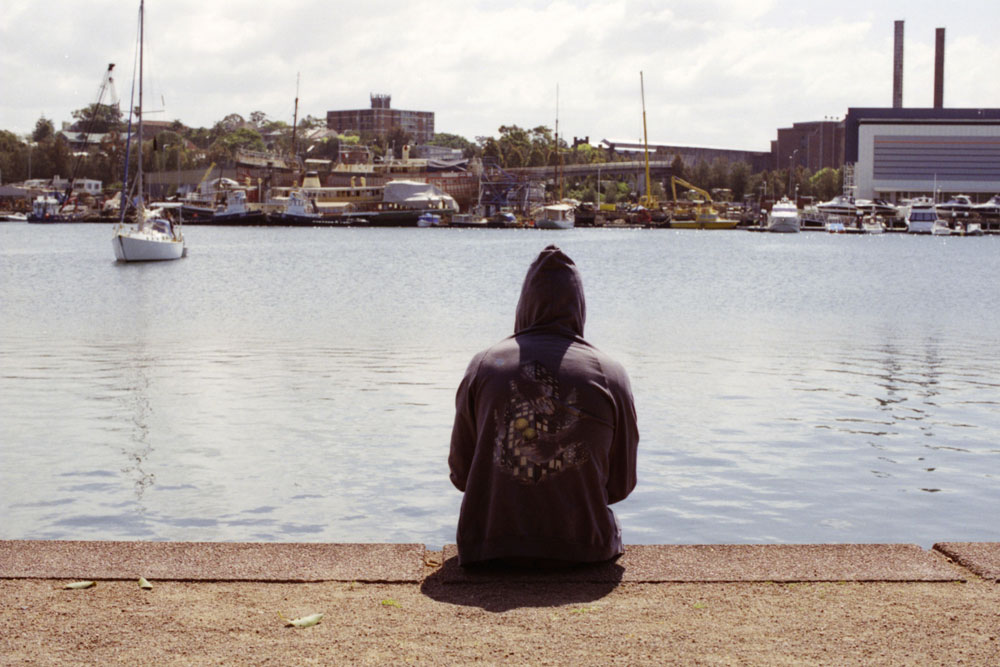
[0,540,425,583]
[440,543,967,583]
[934,542,1000,581]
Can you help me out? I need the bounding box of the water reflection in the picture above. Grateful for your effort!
[118,347,156,500]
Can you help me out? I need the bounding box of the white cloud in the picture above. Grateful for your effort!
[1,0,997,152]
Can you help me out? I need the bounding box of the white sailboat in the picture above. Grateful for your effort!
[112,1,185,262]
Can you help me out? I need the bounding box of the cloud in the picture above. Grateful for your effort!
[1,0,997,153]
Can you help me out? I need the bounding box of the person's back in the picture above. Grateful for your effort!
[449,245,639,566]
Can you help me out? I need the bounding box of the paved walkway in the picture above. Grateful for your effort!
[2,540,998,664]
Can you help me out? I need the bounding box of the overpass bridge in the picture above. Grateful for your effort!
[506,160,676,183]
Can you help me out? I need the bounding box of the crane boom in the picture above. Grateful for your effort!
[670,176,713,203]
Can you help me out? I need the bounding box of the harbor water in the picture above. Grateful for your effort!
[1,223,998,549]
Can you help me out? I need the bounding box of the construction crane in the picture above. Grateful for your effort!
[197,162,216,188]
[670,176,718,222]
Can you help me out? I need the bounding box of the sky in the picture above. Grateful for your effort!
[2,0,998,152]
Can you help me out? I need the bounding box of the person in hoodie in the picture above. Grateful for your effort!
[449,245,639,566]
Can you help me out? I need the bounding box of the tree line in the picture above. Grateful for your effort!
[0,109,843,204]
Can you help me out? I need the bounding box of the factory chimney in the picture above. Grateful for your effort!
[892,20,904,108]
[934,28,945,108]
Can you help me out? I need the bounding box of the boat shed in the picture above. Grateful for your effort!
[846,107,1000,202]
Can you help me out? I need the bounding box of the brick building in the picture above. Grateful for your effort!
[769,120,845,172]
[326,94,434,144]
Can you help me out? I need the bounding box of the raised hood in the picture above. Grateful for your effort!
[514,245,586,337]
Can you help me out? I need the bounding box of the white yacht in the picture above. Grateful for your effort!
[936,194,974,216]
[855,198,898,218]
[931,219,952,236]
[861,217,886,234]
[905,197,938,235]
[112,1,186,262]
[816,194,857,218]
[535,203,575,230]
[766,197,800,233]
[973,195,1000,217]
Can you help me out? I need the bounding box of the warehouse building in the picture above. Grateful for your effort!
[847,107,1000,202]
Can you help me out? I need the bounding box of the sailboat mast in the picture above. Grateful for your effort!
[555,84,562,201]
[291,72,300,159]
[135,0,145,222]
[640,71,652,207]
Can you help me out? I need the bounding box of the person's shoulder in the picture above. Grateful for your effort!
[463,336,517,372]
[583,344,631,384]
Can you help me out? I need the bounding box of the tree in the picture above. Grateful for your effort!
[709,157,730,190]
[729,161,751,199]
[0,130,26,183]
[249,110,268,128]
[670,154,685,180]
[208,127,264,162]
[810,167,840,201]
[70,103,123,133]
[428,132,473,151]
[32,116,54,143]
[690,159,711,188]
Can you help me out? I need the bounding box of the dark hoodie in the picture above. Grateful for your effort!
[449,245,639,565]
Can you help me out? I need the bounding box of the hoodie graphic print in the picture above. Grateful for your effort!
[493,359,589,484]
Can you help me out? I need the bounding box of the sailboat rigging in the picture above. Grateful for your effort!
[112,0,186,262]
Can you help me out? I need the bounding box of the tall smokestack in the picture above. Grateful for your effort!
[893,21,904,108]
[934,28,945,108]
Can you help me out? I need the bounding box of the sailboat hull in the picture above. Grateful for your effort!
[113,230,185,261]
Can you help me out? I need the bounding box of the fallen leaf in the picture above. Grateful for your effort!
[285,613,324,628]
[138,577,153,590]
[64,581,96,590]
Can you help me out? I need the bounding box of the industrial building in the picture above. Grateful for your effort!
[770,120,844,172]
[769,22,1000,203]
[848,107,1000,201]
[326,94,434,144]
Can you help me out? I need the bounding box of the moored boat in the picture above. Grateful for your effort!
[27,195,62,222]
[766,197,800,233]
[267,190,322,226]
[535,203,575,229]
[931,219,952,236]
[906,197,938,234]
[210,189,268,225]
[973,194,1000,217]
[936,194,973,216]
[816,194,857,218]
[112,0,186,262]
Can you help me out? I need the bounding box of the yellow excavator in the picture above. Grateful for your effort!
[669,176,738,229]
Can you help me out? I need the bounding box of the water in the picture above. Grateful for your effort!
[2,223,998,548]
